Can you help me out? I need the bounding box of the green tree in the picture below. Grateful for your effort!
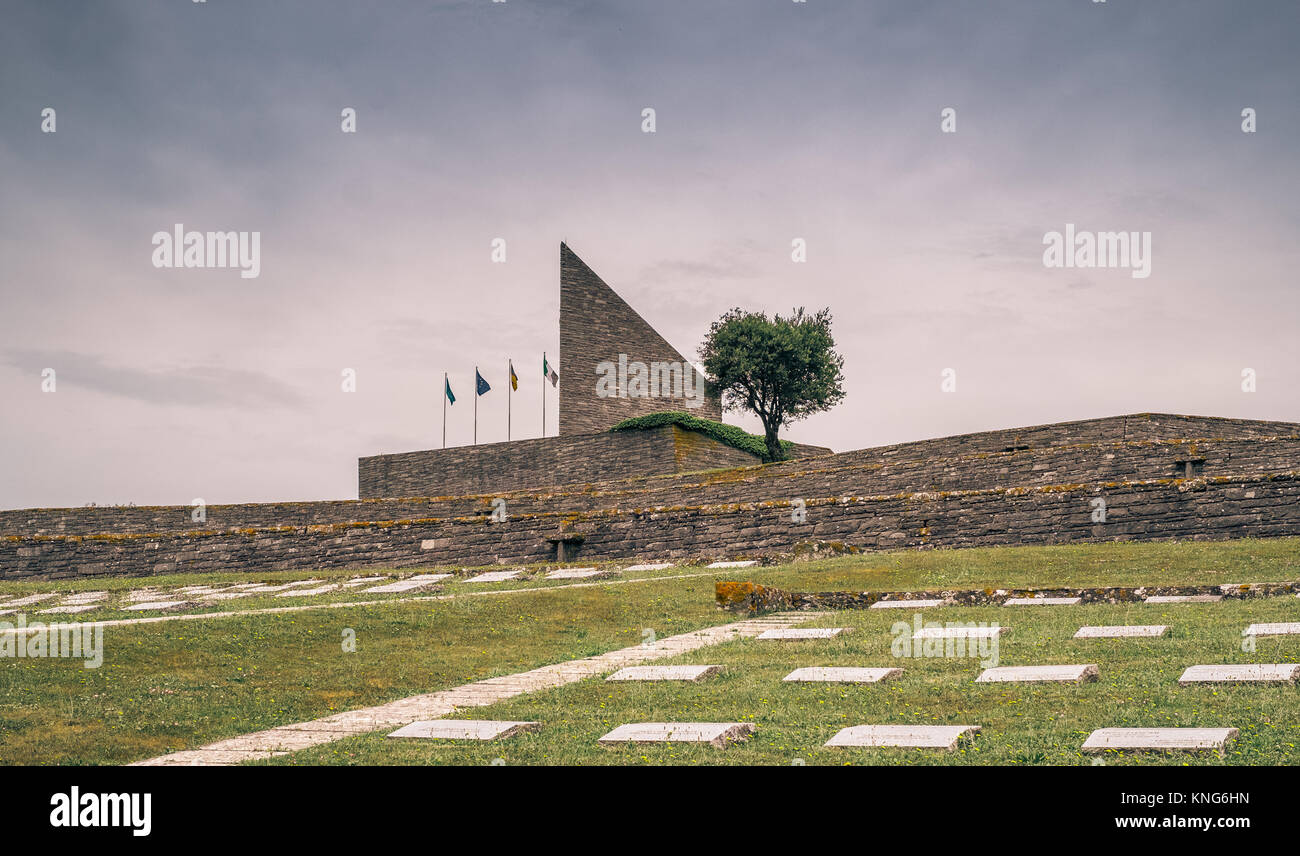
[699,306,845,462]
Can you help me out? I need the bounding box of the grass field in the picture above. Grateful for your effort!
[2,537,1298,765]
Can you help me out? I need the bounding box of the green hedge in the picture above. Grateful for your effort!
[609,411,791,462]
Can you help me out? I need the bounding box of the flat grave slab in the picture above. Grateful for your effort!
[976,664,1099,684]
[824,724,980,750]
[125,590,165,601]
[3,594,57,607]
[38,604,99,614]
[707,560,757,568]
[274,585,338,598]
[1004,597,1082,606]
[123,601,189,612]
[606,665,722,682]
[1144,594,1223,603]
[1178,664,1300,685]
[1074,625,1170,639]
[1244,623,1300,637]
[61,592,109,603]
[871,599,945,609]
[625,562,674,571]
[364,577,449,593]
[408,574,451,581]
[387,720,541,741]
[1082,727,1238,753]
[342,576,389,587]
[597,722,755,748]
[546,568,605,580]
[199,591,258,601]
[466,570,523,583]
[912,625,1003,640]
[757,627,850,640]
[784,667,901,683]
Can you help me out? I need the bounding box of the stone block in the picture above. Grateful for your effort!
[597,722,755,748]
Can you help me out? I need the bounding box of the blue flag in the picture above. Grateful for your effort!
[445,377,455,404]
[476,369,491,396]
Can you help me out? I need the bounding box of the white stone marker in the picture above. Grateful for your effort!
[606,665,722,682]
[1074,625,1170,639]
[1144,594,1222,603]
[758,627,850,640]
[1004,597,1082,606]
[912,625,1003,640]
[365,576,450,593]
[546,568,605,580]
[274,585,337,598]
[708,560,757,568]
[466,570,523,583]
[123,601,189,611]
[1178,664,1300,685]
[598,722,755,748]
[200,591,258,601]
[784,667,901,683]
[387,720,541,741]
[244,582,318,593]
[824,724,980,750]
[342,576,389,587]
[976,664,1099,684]
[3,594,57,607]
[408,573,451,581]
[625,562,673,571]
[1243,623,1300,637]
[1081,727,1237,753]
[39,604,99,614]
[62,592,109,603]
[871,599,945,609]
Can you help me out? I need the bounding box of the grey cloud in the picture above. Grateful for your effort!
[3,350,307,410]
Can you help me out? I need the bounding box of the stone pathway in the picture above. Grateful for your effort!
[130,611,822,766]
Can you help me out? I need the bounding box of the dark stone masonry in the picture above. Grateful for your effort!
[559,243,723,433]
[2,247,1298,581]
[359,424,831,499]
[3,413,1299,581]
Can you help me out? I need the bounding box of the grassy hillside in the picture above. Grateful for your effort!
[1,537,1296,765]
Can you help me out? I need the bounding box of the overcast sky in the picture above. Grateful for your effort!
[1,0,1297,509]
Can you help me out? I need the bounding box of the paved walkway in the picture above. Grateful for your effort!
[130,611,823,766]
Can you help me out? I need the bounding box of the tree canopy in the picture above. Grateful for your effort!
[698,306,845,462]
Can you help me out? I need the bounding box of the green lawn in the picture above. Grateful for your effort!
[263,595,1300,766]
[1,537,1297,765]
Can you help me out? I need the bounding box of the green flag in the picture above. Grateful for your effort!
[445,377,456,405]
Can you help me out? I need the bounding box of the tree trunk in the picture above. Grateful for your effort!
[763,421,784,462]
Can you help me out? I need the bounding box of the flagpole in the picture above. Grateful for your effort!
[442,372,447,449]
[473,365,478,445]
[507,358,512,442]
[542,352,547,438]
